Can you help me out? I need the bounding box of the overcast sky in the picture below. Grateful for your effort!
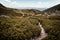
[0,0,60,8]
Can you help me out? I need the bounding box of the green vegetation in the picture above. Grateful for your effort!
[42,16,60,40]
[0,3,60,40]
[0,17,41,40]
[44,4,60,12]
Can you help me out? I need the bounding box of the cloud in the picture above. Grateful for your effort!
[4,0,11,2]
[36,1,60,8]
[9,1,20,8]
[36,2,50,8]
[3,0,20,8]
[1,0,60,8]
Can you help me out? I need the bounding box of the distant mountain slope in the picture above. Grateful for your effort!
[17,7,46,11]
[0,3,6,8]
[0,3,17,16]
[44,4,60,12]
[0,3,42,17]
[35,8,47,11]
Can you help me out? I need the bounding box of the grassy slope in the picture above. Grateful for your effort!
[42,16,60,40]
[44,4,60,12]
[0,16,41,40]
[0,3,60,40]
[0,3,42,17]
[0,3,42,40]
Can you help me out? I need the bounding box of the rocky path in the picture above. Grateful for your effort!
[30,23,48,40]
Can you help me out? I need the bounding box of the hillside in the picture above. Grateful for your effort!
[0,3,42,40]
[0,3,6,8]
[0,4,17,16]
[0,3,60,40]
[44,4,60,12]
[0,3,42,17]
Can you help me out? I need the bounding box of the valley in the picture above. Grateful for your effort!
[0,3,60,40]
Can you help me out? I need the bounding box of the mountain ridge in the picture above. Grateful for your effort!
[44,4,60,12]
[0,3,42,17]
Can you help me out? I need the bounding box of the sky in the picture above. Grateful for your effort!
[0,0,60,8]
